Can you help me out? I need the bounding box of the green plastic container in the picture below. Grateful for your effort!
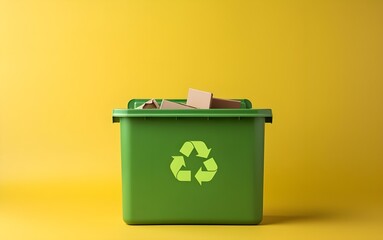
[113,99,272,225]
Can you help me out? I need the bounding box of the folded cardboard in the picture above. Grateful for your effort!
[136,99,160,109]
[211,98,241,109]
[135,88,247,110]
[186,88,212,109]
[160,100,196,109]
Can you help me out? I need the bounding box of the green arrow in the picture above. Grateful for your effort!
[170,156,185,177]
[176,170,191,181]
[203,157,218,171]
[195,167,217,185]
[191,141,211,158]
[180,141,194,157]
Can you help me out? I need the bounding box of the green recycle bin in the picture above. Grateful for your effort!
[112,99,272,225]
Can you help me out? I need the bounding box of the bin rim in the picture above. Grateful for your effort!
[113,98,272,123]
[113,109,272,123]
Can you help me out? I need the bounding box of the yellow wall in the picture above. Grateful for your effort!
[1,0,383,234]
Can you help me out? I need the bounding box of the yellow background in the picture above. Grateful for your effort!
[1,0,383,239]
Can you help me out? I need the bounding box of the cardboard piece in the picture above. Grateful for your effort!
[210,98,241,109]
[160,100,196,109]
[186,88,212,109]
[136,99,160,109]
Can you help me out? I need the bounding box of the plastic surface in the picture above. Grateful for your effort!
[113,99,272,224]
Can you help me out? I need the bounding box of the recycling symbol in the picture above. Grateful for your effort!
[170,141,218,185]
